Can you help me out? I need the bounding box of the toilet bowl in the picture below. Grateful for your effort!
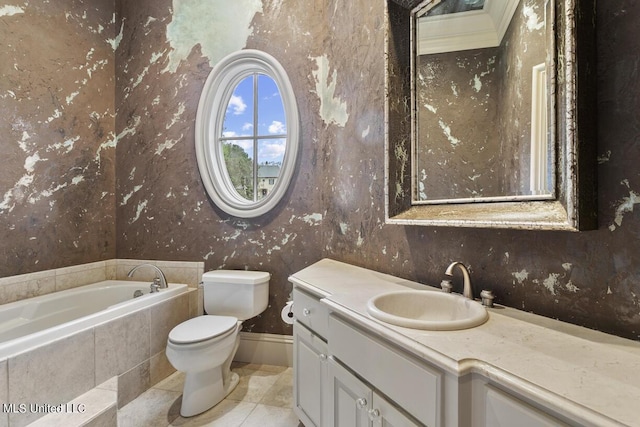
[165,270,270,417]
[166,315,242,417]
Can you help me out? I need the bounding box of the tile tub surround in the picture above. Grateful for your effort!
[0,259,202,427]
[117,363,301,427]
[0,259,205,306]
[290,259,640,427]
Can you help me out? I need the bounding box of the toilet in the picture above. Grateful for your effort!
[166,270,270,417]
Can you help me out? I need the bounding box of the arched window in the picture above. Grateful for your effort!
[195,50,299,218]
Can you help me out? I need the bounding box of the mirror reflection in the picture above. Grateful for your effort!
[221,74,287,202]
[413,0,553,203]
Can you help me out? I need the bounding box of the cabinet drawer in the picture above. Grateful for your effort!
[293,288,329,339]
[329,314,442,427]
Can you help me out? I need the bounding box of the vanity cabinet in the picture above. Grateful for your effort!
[328,314,443,427]
[293,322,329,427]
[329,356,421,427]
[292,288,330,427]
[469,378,574,427]
[290,260,639,427]
[292,285,445,427]
[482,385,569,427]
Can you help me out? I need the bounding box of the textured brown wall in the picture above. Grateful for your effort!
[0,0,116,276]
[1,0,639,341]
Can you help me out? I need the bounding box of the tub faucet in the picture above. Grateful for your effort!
[444,262,473,300]
[127,264,168,289]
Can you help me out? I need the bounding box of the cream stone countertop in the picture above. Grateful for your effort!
[289,259,640,427]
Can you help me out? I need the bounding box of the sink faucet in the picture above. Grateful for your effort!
[444,262,473,300]
[127,263,168,289]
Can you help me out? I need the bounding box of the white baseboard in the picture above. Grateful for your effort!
[234,332,293,367]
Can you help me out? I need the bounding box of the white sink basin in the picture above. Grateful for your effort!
[367,290,488,331]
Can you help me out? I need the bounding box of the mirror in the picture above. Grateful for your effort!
[195,50,299,218]
[385,0,597,230]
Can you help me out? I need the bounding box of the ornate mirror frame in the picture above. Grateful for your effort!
[384,0,597,231]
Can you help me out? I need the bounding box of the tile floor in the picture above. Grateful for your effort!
[118,363,303,427]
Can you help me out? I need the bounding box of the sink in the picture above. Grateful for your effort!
[366,290,488,331]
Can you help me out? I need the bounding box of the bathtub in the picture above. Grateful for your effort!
[0,280,189,360]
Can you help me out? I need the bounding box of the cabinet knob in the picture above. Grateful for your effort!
[303,308,311,316]
[319,353,327,361]
[368,408,380,420]
[356,398,367,409]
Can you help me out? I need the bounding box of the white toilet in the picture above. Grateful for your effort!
[166,270,270,417]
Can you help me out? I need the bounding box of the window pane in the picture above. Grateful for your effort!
[222,75,254,138]
[223,140,254,200]
[257,74,286,136]
[257,157,281,201]
[257,138,286,166]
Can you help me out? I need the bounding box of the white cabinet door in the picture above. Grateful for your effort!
[329,358,422,427]
[371,391,422,427]
[294,322,329,427]
[329,357,372,427]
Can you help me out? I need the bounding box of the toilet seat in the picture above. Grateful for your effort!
[168,315,238,344]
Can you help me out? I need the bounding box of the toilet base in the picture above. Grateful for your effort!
[180,368,240,417]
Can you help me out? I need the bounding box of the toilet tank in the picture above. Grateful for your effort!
[201,270,270,320]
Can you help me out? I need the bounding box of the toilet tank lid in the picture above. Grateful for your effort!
[202,270,270,285]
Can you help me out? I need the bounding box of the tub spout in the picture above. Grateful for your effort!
[127,264,168,289]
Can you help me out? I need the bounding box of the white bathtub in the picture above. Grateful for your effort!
[0,280,189,360]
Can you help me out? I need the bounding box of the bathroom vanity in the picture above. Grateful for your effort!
[290,259,640,427]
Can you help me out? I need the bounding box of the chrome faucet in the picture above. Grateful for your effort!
[127,263,168,290]
[444,262,473,300]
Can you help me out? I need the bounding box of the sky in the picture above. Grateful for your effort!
[221,73,287,164]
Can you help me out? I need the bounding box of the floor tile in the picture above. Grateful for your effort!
[169,400,256,427]
[240,404,302,427]
[260,368,293,408]
[117,364,298,427]
[226,369,281,403]
[117,388,181,427]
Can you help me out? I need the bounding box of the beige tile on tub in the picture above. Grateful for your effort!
[8,330,95,427]
[150,349,177,387]
[55,264,108,292]
[149,294,190,356]
[117,360,150,409]
[95,308,150,384]
[0,359,7,427]
[0,271,56,305]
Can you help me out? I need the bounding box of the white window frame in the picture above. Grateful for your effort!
[195,49,300,218]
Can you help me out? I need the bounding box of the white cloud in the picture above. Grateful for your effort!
[242,122,253,131]
[228,95,247,115]
[259,139,286,162]
[268,120,286,134]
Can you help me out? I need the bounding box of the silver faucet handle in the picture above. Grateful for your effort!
[440,279,453,293]
[150,278,161,293]
[480,290,494,307]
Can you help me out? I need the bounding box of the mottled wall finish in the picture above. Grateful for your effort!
[0,0,116,277]
[114,0,324,334]
[2,0,640,341]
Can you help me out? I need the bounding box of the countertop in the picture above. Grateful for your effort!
[289,258,640,427]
